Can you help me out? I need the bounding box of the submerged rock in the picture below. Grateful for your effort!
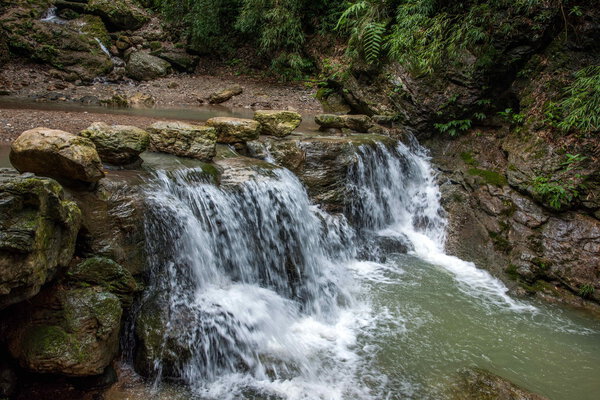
[80,122,150,165]
[10,128,105,183]
[451,368,549,400]
[0,170,81,309]
[315,114,373,133]
[4,286,122,377]
[147,121,217,161]
[206,117,260,144]
[254,110,302,137]
[125,51,172,81]
[208,85,243,104]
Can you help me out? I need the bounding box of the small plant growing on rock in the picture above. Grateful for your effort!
[578,284,595,299]
[434,119,472,137]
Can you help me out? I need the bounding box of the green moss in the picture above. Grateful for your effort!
[467,168,508,186]
[22,325,71,359]
[460,151,478,166]
[489,231,511,253]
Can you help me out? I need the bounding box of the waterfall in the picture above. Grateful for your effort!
[348,141,534,311]
[135,139,533,399]
[139,167,364,399]
[40,7,67,24]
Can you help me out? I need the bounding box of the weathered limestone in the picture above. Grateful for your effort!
[147,121,217,161]
[315,114,373,133]
[208,85,243,104]
[206,117,260,143]
[80,122,150,165]
[10,128,105,183]
[254,110,302,137]
[125,51,172,81]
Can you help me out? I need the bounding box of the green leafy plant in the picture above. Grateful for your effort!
[498,108,525,124]
[434,119,472,137]
[531,176,581,210]
[578,284,595,299]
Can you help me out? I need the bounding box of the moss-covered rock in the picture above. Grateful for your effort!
[68,257,138,305]
[254,110,302,137]
[85,0,149,31]
[0,170,81,309]
[147,121,217,161]
[10,127,105,183]
[4,286,122,376]
[206,117,260,144]
[80,122,150,165]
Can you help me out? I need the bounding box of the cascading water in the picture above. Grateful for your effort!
[139,167,366,399]
[347,141,534,311]
[133,138,598,400]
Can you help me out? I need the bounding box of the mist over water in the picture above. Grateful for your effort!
[136,141,600,400]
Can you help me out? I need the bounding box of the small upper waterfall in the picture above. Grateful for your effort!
[347,141,534,311]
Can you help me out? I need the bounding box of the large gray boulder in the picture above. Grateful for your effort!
[206,117,260,144]
[254,110,302,137]
[4,286,122,376]
[0,170,81,309]
[315,114,374,133]
[10,128,105,183]
[147,121,217,161]
[80,122,150,165]
[125,52,172,81]
[85,0,149,31]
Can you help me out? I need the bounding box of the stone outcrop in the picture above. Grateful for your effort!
[208,85,243,104]
[80,122,150,165]
[10,128,105,183]
[254,110,302,137]
[147,121,217,161]
[206,117,260,144]
[0,170,81,309]
[3,286,122,376]
[125,51,172,81]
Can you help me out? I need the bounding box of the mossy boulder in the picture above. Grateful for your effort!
[254,110,302,137]
[80,122,150,165]
[10,128,105,183]
[315,114,373,133]
[68,257,138,306]
[147,121,217,161]
[206,117,260,144]
[85,0,149,31]
[0,170,81,309]
[125,51,172,81]
[4,286,122,376]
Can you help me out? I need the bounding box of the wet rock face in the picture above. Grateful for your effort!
[0,170,81,310]
[80,122,150,165]
[71,177,146,276]
[451,368,548,400]
[147,121,217,161]
[248,134,396,211]
[429,132,600,307]
[206,117,260,144]
[254,110,302,137]
[3,286,122,377]
[10,128,105,184]
[125,51,172,81]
